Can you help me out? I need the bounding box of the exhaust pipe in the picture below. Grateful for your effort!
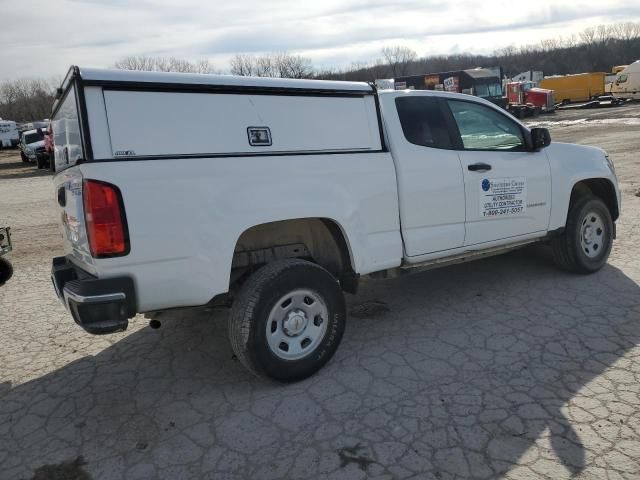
[149,319,161,329]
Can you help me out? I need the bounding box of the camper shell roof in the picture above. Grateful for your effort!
[53,66,376,119]
[78,67,373,92]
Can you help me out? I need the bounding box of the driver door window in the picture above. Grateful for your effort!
[448,100,525,151]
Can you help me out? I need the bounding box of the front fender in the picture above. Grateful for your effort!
[546,143,620,230]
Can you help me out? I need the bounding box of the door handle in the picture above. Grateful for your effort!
[468,163,492,172]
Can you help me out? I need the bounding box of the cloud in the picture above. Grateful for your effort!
[0,0,639,81]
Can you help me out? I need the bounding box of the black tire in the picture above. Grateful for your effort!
[21,152,29,163]
[229,259,346,382]
[0,257,13,285]
[551,195,613,274]
[36,156,45,169]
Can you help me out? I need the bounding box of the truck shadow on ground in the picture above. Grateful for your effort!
[0,157,51,180]
[2,245,639,479]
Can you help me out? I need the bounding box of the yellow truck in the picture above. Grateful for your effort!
[540,72,606,103]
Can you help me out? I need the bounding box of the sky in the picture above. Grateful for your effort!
[1,0,639,81]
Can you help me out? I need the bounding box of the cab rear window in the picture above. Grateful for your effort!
[395,97,452,149]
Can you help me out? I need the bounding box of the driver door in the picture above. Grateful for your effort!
[445,99,551,247]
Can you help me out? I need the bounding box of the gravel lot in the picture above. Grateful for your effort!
[1,104,639,480]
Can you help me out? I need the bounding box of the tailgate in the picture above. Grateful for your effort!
[53,167,95,272]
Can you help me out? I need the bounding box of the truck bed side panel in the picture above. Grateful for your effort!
[79,153,402,312]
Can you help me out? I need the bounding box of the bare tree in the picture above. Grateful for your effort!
[612,22,640,57]
[114,56,157,71]
[274,53,313,79]
[195,59,218,74]
[597,25,611,44]
[255,55,275,77]
[230,53,313,78]
[578,26,600,70]
[495,45,516,58]
[381,46,417,77]
[114,56,220,74]
[579,26,597,46]
[230,54,256,76]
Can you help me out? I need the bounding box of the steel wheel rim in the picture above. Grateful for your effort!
[580,210,606,259]
[266,289,328,360]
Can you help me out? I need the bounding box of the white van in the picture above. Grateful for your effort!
[609,60,640,100]
[0,120,19,148]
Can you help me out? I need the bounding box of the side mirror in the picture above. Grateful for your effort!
[531,127,551,150]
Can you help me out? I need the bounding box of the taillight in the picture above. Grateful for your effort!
[83,179,129,257]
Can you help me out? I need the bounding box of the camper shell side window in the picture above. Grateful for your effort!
[52,82,84,171]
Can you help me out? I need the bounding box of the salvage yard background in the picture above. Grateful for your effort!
[1,104,639,479]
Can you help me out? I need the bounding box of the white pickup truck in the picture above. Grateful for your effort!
[51,67,620,381]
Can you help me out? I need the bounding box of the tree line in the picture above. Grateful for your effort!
[318,22,640,81]
[0,78,58,123]
[1,22,638,121]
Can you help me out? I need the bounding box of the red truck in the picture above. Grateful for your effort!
[505,81,555,118]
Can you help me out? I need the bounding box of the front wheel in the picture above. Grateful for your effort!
[228,259,346,382]
[21,152,29,163]
[551,195,613,273]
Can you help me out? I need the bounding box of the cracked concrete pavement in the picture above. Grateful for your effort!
[1,104,640,479]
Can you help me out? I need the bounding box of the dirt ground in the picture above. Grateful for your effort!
[0,104,639,480]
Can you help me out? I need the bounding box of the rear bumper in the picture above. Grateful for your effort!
[51,256,136,334]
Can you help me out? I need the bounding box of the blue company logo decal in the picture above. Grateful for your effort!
[481,179,491,192]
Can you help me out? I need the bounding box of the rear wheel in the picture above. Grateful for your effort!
[551,195,613,273]
[228,259,346,382]
[0,257,13,285]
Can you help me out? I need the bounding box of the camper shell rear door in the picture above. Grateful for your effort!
[51,68,94,270]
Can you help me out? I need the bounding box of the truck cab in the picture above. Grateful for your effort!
[608,60,640,100]
[505,81,555,117]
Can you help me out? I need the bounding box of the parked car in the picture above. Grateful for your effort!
[50,67,620,381]
[0,120,20,148]
[0,227,13,286]
[19,128,47,167]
